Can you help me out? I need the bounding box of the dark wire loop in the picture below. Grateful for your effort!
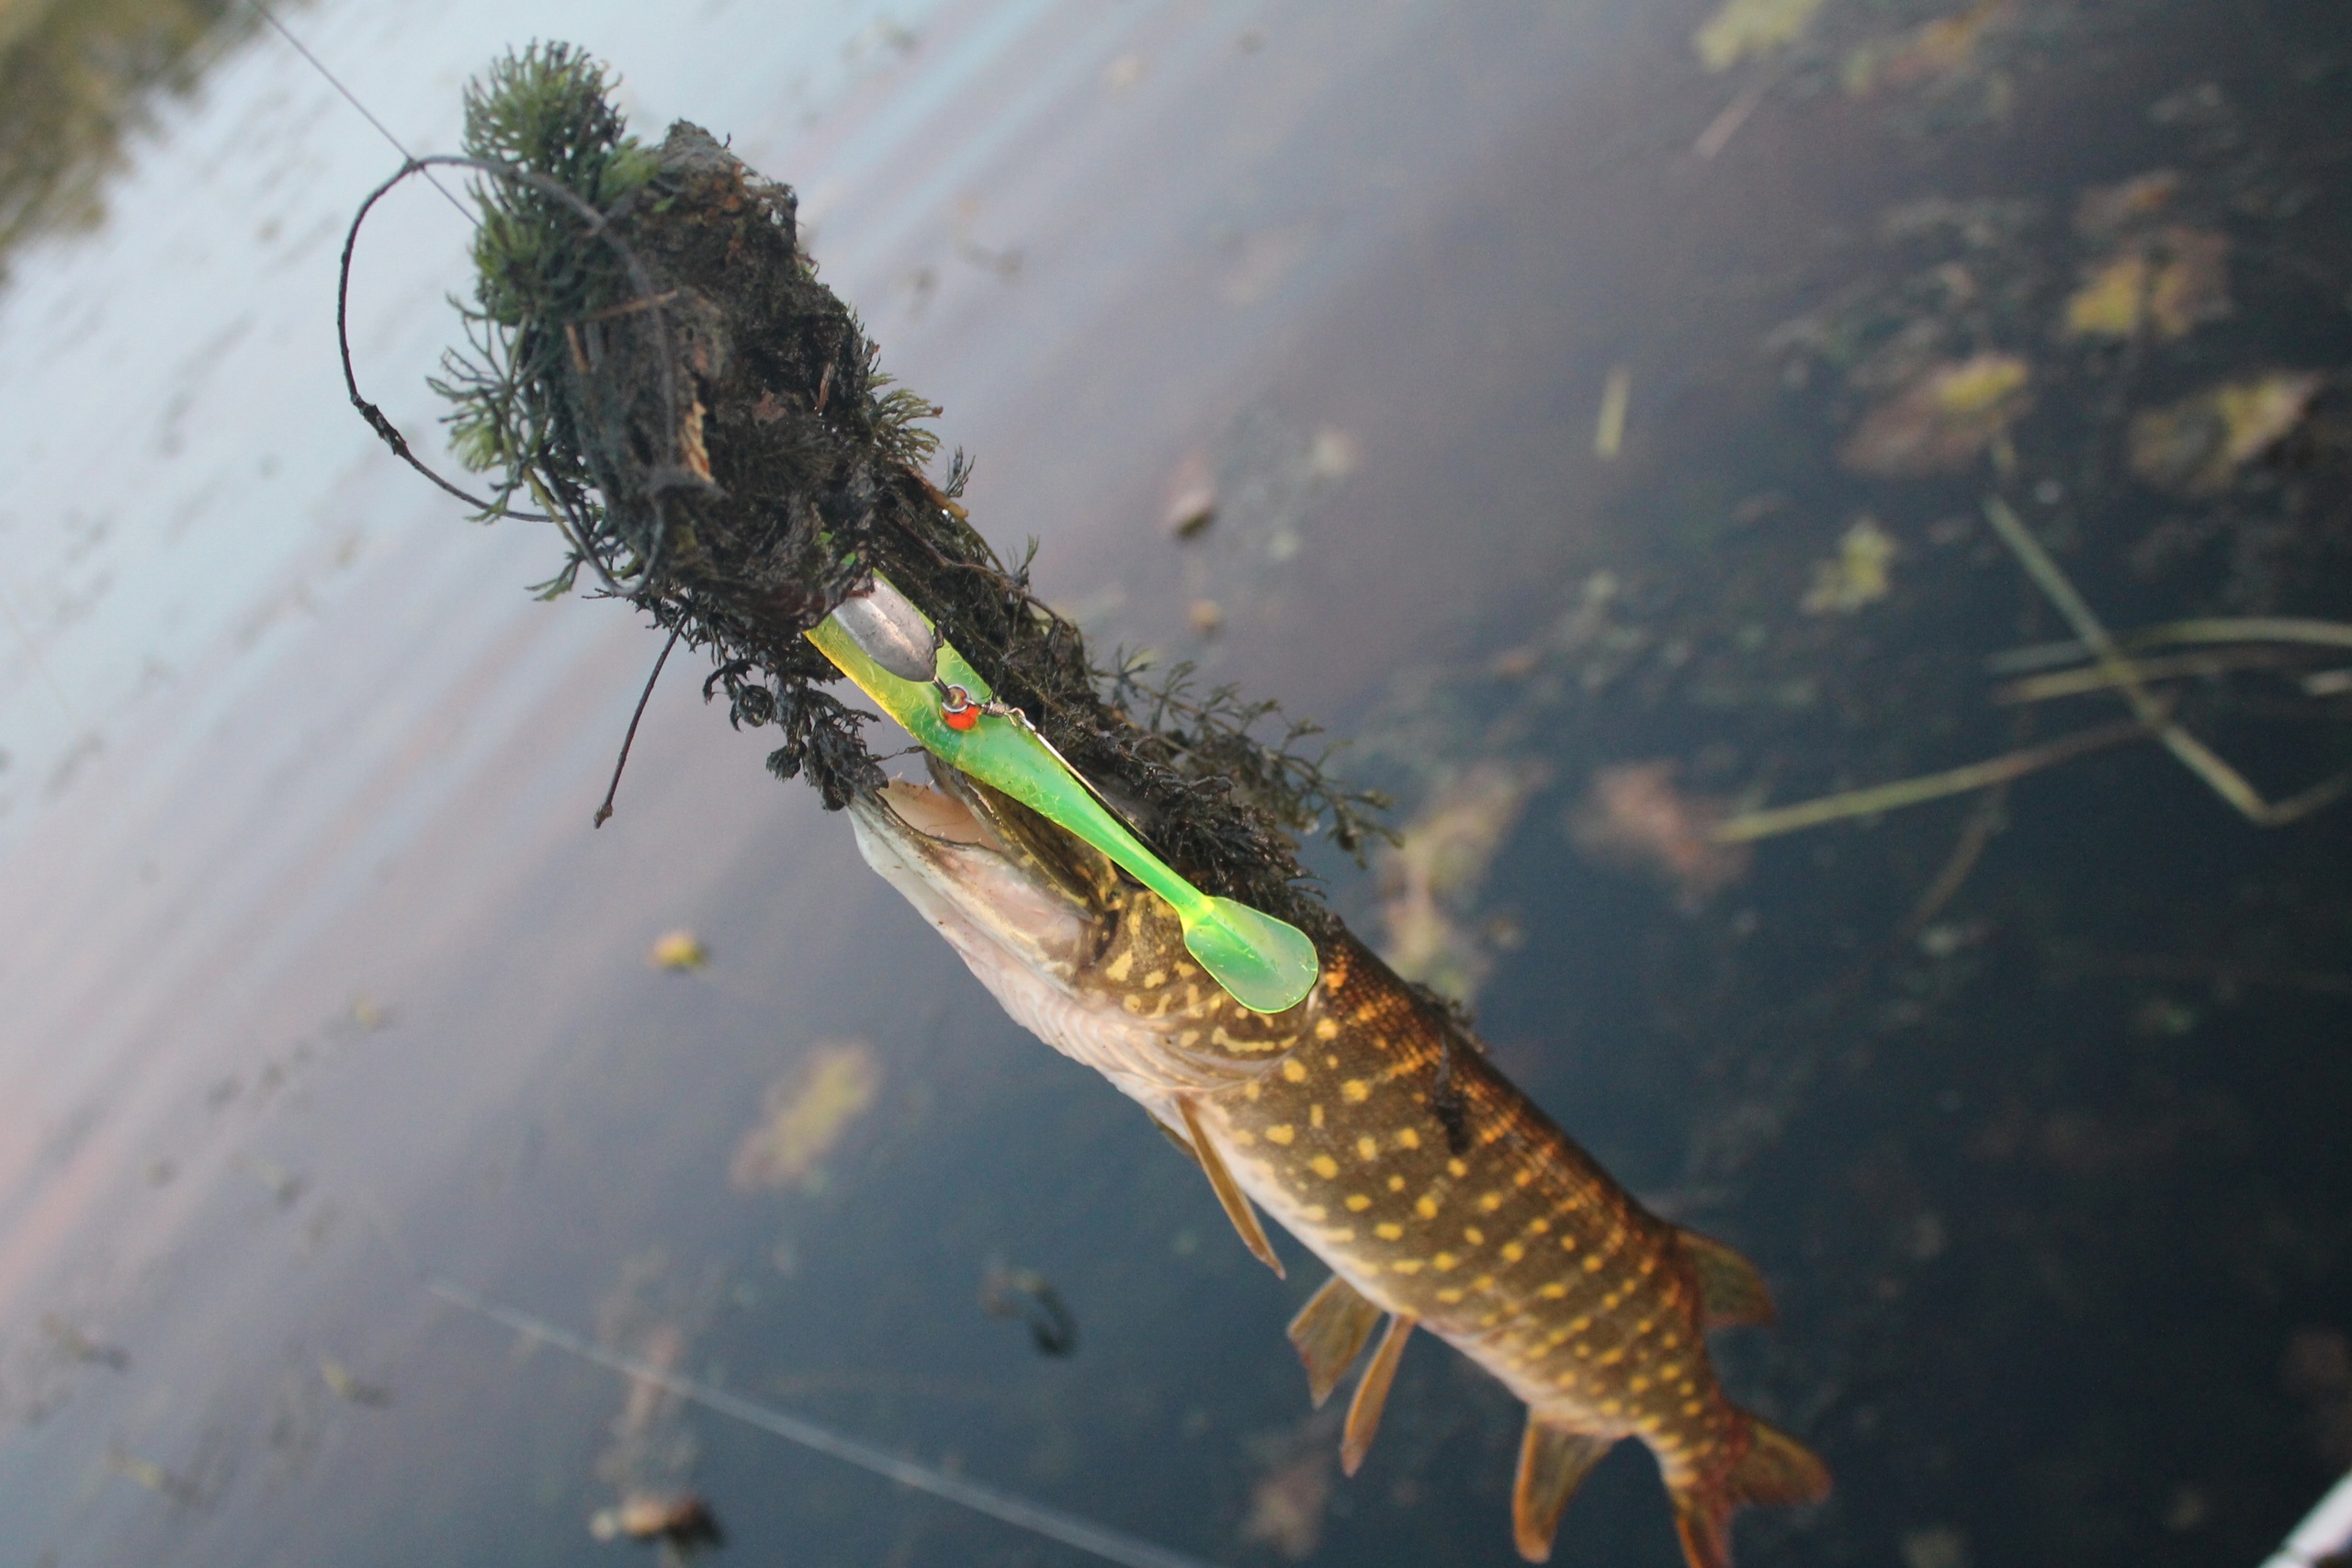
[335,152,695,593]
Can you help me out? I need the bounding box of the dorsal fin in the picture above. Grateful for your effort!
[1510,1416,1615,1562]
[1340,1314,1416,1475]
[1286,1275,1385,1409]
[1177,1096,1283,1279]
[1676,1226,1776,1329]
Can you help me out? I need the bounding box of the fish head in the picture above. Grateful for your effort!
[846,763,1307,1099]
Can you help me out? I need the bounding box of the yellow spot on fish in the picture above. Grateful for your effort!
[1602,1293,1621,1311]
[1464,1227,1485,1246]
[1599,1348,1624,1366]
[1515,1169,1536,1187]
[1310,1104,1325,1129]
[1310,1156,1340,1179]
[1539,1282,1567,1300]
[1479,1192,1505,1213]
[1282,1060,1308,1083]
[1325,1054,1340,1069]
[1396,1127,1420,1150]
[1356,1135,1379,1161]
[1341,1079,1370,1103]
[1315,1018,1340,1041]
[1105,951,1135,982]
[1630,1376,1651,1393]
[1682,1400,1705,1416]
[1243,1082,1261,1102]
[1500,1241,1525,1263]
[1265,1125,1295,1145]
[1600,1400,1622,1416]
[1570,1316,1591,1333]
[1555,1371,1578,1389]
[1328,1228,1356,1243]
[1416,1195,1440,1220]
[1176,962,1197,978]
[1374,1223,1404,1241]
[1345,1194,1373,1212]
[1437,1288,1464,1303]
[1660,1363,1683,1380]
[1387,1175,1407,1191]
[1584,1255,1606,1272]
[1635,1319,1654,1336]
[1434,1252,1460,1271]
[1662,1334,1680,1349]
[1679,1381,1697,1395]
[1144,969,1166,988]
[1448,1158,1469,1178]
[1527,1218,1551,1235]
[1301,1205,1328,1222]
[1389,1258,1423,1275]
[1474,1275,1495,1290]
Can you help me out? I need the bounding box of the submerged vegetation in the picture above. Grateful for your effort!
[411,45,1384,933]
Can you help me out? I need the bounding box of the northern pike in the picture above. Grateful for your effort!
[850,764,1830,1567]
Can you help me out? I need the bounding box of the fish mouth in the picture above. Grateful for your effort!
[845,761,1124,988]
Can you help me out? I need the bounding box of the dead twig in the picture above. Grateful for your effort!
[1990,646,2316,705]
[1711,718,2150,844]
[1981,497,2346,828]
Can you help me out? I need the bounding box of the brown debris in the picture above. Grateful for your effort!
[1568,761,1750,908]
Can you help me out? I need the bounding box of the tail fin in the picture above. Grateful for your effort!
[1669,1410,1831,1568]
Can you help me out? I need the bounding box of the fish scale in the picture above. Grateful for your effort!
[846,773,1827,1567]
[1181,940,1737,1483]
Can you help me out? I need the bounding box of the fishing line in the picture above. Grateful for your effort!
[248,0,470,220]
[422,1275,1226,1568]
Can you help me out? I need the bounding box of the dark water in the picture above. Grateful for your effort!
[2,3,2349,1567]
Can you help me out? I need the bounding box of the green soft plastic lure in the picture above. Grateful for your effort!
[808,577,1320,1015]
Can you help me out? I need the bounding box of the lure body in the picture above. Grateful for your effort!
[810,581,1319,1014]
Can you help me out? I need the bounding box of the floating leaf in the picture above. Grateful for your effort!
[648,929,708,972]
[728,1043,883,1192]
[1694,0,1826,72]
[1840,354,2031,478]
[2127,373,2322,495]
[1803,517,1898,615]
[2062,228,2229,342]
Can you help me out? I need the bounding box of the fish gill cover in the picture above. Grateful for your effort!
[392,43,1385,935]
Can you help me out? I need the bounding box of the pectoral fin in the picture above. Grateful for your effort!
[1177,1096,1283,1279]
[1286,1275,1384,1408]
[1675,1226,1776,1329]
[1340,1313,1416,1476]
[1510,1416,1615,1562]
[1153,1114,1204,1167]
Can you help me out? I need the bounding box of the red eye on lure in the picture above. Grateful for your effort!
[940,686,981,731]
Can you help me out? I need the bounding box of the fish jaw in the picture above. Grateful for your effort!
[847,775,1297,1104]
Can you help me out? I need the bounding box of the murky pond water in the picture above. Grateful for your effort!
[3,2,2348,1567]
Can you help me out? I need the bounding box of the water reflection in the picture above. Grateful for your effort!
[0,0,252,273]
[0,0,2347,1566]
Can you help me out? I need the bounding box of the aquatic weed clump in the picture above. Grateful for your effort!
[422,44,1383,928]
